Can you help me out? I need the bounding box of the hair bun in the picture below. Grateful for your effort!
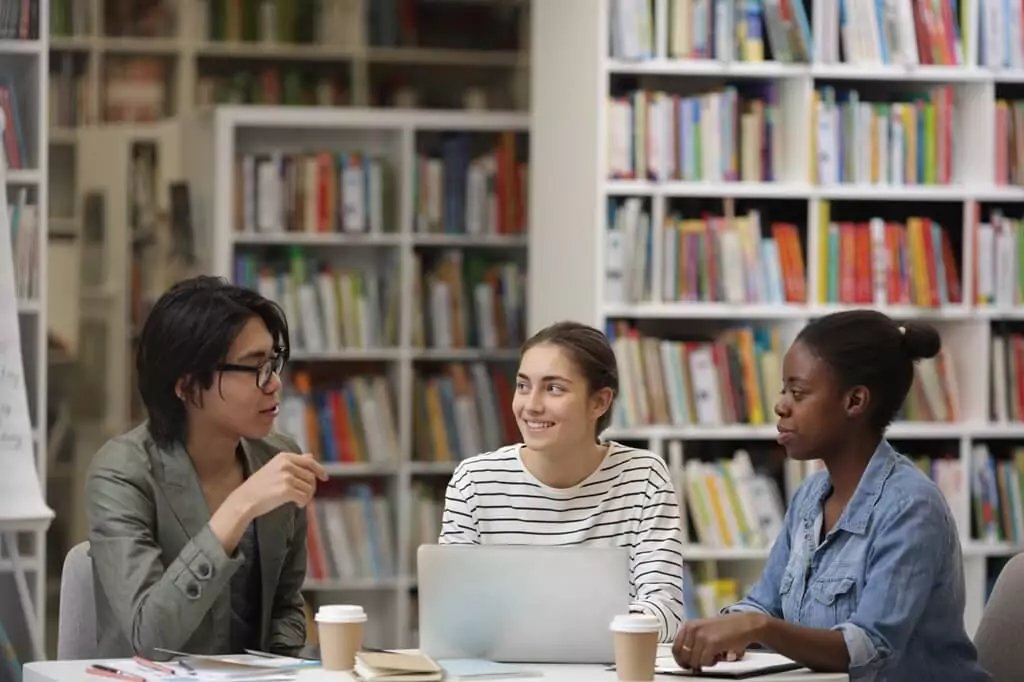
[901,321,941,360]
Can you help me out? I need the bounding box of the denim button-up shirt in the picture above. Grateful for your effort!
[726,440,991,682]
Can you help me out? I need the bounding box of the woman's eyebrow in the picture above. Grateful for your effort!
[234,349,270,363]
[518,373,573,383]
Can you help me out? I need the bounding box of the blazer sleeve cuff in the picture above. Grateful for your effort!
[172,525,245,601]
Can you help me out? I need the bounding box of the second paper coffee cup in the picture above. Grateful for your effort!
[315,604,367,671]
[610,613,660,682]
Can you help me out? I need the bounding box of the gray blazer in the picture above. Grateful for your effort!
[85,422,308,658]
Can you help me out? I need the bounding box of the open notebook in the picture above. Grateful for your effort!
[654,651,803,678]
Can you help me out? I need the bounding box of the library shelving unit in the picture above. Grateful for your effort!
[49,0,529,120]
[530,0,1024,638]
[47,0,530,247]
[181,105,530,649]
[1,0,50,664]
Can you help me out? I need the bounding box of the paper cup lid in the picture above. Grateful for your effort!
[315,604,367,623]
[610,614,660,633]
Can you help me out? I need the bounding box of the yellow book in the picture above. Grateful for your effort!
[737,328,764,424]
[634,91,647,178]
[713,578,741,609]
[704,468,735,547]
[685,461,717,545]
[817,201,830,303]
[907,218,929,305]
[717,461,753,546]
[759,350,781,419]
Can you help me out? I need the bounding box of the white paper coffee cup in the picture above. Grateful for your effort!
[610,614,660,682]
[316,605,367,671]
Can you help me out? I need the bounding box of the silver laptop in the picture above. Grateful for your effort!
[417,544,632,664]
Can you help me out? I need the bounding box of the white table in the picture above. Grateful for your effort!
[24,658,849,682]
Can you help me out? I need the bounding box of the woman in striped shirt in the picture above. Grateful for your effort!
[439,321,685,642]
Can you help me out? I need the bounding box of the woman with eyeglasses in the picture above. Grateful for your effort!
[85,275,328,658]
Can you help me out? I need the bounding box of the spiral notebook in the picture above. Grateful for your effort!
[653,651,803,678]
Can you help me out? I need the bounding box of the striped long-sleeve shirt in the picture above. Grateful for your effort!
[438,441,685,642]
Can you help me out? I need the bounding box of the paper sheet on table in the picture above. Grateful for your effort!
[654,651,803,678]
[155,650,313,670]
[87,659,296,682]
[150,650,311,680]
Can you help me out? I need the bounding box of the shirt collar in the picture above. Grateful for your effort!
[800,439,900,535]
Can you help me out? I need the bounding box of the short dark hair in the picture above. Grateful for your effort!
[137,275,290,448]
[521,321,619,438]
[795,310,941,432]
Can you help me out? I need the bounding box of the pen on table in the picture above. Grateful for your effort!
[86,664,147,682]
[132,657,177,675]
[177,660,196,674]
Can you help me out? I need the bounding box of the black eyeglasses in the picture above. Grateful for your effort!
[216,353,286,392]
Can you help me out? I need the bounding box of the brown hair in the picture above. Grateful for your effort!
[520,321,619,438]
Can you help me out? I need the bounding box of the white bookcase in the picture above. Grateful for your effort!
[47,0,531,254]
[1,0,50,663]
[48,0,529,120]
[181,105,529,648]
[530,0,1024,639]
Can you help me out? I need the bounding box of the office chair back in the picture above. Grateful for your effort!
[57,541,97,660]
[975,553,1024,681]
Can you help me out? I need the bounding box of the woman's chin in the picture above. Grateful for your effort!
[521,426,558,449]
[783,444,818,462]
[240,421,275,441]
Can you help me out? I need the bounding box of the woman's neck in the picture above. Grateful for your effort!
[184,421,242,482]
[822,431,882,503]
[520,438,608,489]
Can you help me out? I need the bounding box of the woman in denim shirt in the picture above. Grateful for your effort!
[672,310,991,681]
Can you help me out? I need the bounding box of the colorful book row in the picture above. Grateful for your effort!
[413,362,518,464]
[411,250,526,351]
[235,248,401,352]
[278,372,399,466]
[608,321,960,429]
[413,131,528,236]
[607,84,781,183]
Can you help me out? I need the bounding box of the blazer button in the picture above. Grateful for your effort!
[197,563,211,579]
[186,583,201,600]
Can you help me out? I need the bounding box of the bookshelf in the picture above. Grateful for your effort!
[46,0,530,248]
[48,0,529,120]
[1,0,49,664]
[530,0,1024,639]
[181,105,529,649]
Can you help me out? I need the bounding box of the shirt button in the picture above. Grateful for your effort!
[197,563,211,579]
[186,583,201,599]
